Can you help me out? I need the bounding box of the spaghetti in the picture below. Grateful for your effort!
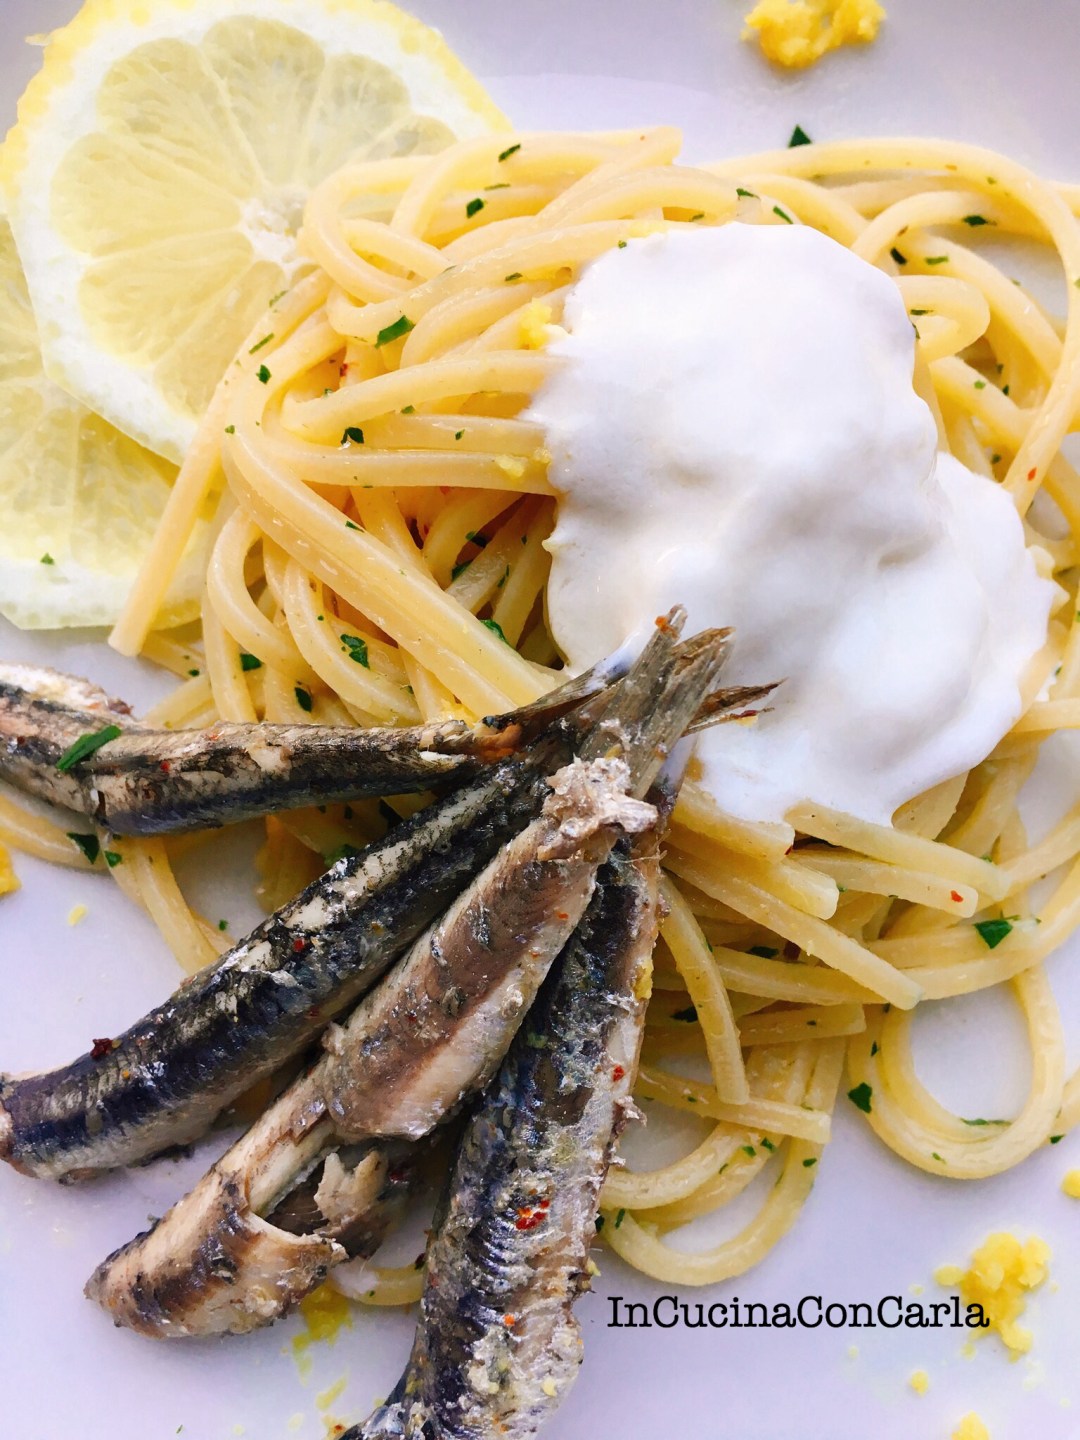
[10,125,1080,1294]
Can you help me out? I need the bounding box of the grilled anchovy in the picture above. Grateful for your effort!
[0,652,636,836]
[0,751,562,1182]
[356,828,660,1440]
[86,757,656,1337]
[84,615,730,1339]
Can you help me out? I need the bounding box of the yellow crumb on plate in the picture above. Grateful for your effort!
[316,1378,347,1412]
[952,1413,990,1440]
[1061,1169,1080,1198]
[742,0,885,69]
[908,1368,930,1394]
[0,843,19,897]
[294,1284,354,1352]
[67,903,88,926]
[935,1232,1049,1358]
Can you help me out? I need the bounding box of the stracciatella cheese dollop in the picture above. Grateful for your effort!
[528,223,1054,825]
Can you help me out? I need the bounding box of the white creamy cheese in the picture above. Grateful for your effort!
[527,222,1054,825]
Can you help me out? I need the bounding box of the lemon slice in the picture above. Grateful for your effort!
[0,209,206,630]
[4,0,506,464]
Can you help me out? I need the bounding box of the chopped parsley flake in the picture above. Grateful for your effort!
[504,272,523,282]
[617,240,628,248]
[773,204,794,223]
[1050,1134,1064,1144]
[931,1152,946,1163]
[40,553,55,565]
[465,197,485,219]
[345,520,361,530]
[802,1157,817,1168]
[401,404,416,414]
[788,124,813,147]
[57,725,122,773]
[909,308,930,316]
[67,832,100,865]
[451,560,471,581]
[615,1208,626,1229]
[340,634,370,668]
[689,211,705,221]
[249,334,274,354]
[736,187,757,199]
[974,917,1013,949]
[239,652,262,672]
[760,1137,776,1151]
[890,247,907,266]
[295,685,313,713]
[218,919,229,931]
[188,669,200,678]
[485,182,510,191]
[498,143,522,162]
[925,255,949,265]
[466,531,489,547]
[847,1082,873,1114]
[268,290,288,307]
[974,380,986,389]
[671,1004,698,1022]
[497,565,510,589]
[962,214,991,227]
[375,315,415,347]
[341,426,365,446]
[741,1145,757,1158]
[481,618,510,644]
[870,1040,879,1057]
[224,425,235,435]
[104,850,122,868]
[256,364,271,383]
[455,429,464,440]
[748,944,779,958]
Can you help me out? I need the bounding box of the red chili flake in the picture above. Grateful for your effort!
[514,1198,551,1232]
[950,890,963,903]
[612,1064,626,1082]
[1027,468,1037,481]
[555,911,570,921]
[90,1038,115,1061]
[160,760,171,773]
[292,937,306,953]
[339,363,349,377]
[503,1314,517,1328]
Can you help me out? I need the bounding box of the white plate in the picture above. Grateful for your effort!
[2,3,1080,1437]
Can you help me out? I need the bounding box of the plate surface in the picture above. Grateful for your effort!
[2,3,1080,1438]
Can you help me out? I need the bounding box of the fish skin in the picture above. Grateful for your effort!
[0,752,558,1182]
[85,757,655,1339]
[0,657,628,836]
[354,837,659,1440]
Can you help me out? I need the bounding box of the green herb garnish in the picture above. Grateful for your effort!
[375,315,415,347]
[671,1004,698,1022]
[748,945,779,958]
[974,917,1013,949]
[465,197,485,219]
[890,246,907,265]
[239,652,262,672]
[736,187,757,199]
[104,850,122,868]
[925,255,949,265]
[504,272,523,282]
[773,204,793,223]
[498,142,521,161]
[962,214,991,227]
[256,364,271,383]
[847,1082,873,1114]
[481,618,509,644]
[67,832,100,865]
[249,334,274,354]
[341,426,365,446]
[294,686,313,713]
[57,725,122,773]
[614,1208,626,1229]
[40,553,55,565]
[803,1157,817,1168]
[788,124,812,147]
[340,634,370,668]
[741,1145,757,1158]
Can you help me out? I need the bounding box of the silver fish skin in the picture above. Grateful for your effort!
[85,757,656,1338]
[0,751,559,1182]
[348,834,660,1440]
[0,653,638,836]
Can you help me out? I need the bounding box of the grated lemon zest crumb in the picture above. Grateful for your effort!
[742,0,885,69]
[0,843,19,898]
[936,1232,1049,1359]
[1061,1169,1080,1198]
[908,1369,929,1395]
[952,1414,990,1440]
[68,903,87,926]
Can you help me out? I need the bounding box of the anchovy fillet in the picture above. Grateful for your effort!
[85,757,656,1337]
[0,752,559,1181]
[350,830,660,1440]
[0,654,637,836]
